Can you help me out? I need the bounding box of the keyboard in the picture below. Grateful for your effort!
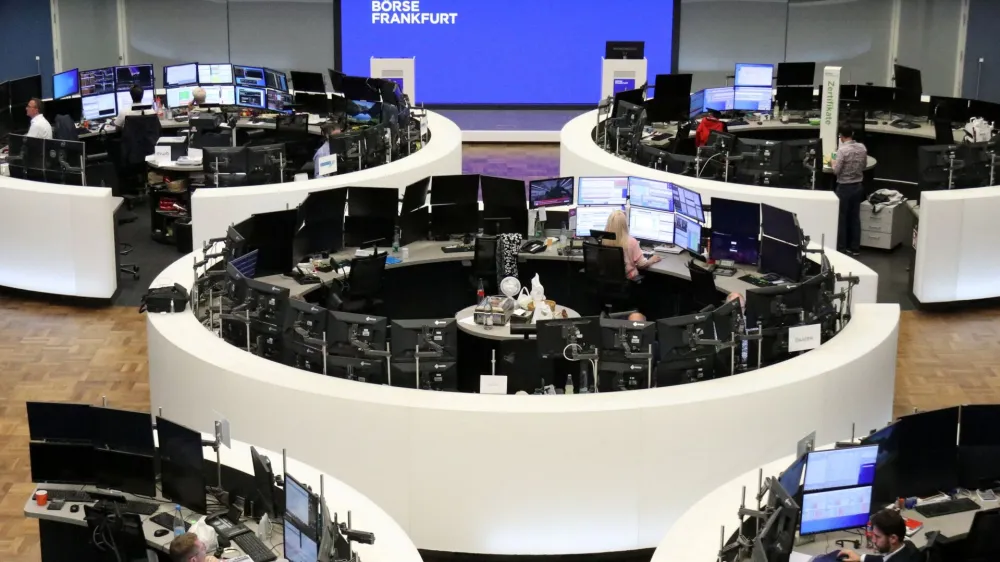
[913,497,980,518]
[891,120,921,130]
[739,274,772,287]
[37,489,92,502]
[232,533,278,562]
[150,512,191,532]
[441,244,473,253]
[94,499,160,516]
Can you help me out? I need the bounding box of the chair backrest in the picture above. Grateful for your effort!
[53,114,79,141]
[473,235,498,275]
[966,507,1000,559]
[688,261,719,308]
[670,122,693,154]
[583,241,627,286]
[933,119,954,144]
[121,115,162,165]
[347,251,388,299]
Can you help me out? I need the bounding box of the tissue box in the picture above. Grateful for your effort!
[473,296,514,326]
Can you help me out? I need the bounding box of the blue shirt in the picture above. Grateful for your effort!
[313,141,330,178]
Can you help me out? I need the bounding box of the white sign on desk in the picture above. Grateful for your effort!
[480,375,508,395]
[153,145,173,164]
[788,323,822,353]
[419,117,428,137]
[317,154,338,176]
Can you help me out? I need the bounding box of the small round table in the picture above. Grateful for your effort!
[455,304,581,341]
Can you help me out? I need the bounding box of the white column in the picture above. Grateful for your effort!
[370,57,415,104]
[601,58,647,100]
[820,66,842,161]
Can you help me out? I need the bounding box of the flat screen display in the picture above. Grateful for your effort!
[53,68,80,99]
[234,65,266,88]
[628,177,675,211]
[674,214,701,253]
[80,67,116,96]
[734,86,772,111]
[629,207,674,245]
[236,86,266,109]
[202,85,236,106]
[578,177,628,206]
[116,89,154,111]
[198,63,234,85]
[710,232,758,265]
[703,87,734,112]
[166,86,197,108]
[800,486,872,535]
[265,69,288,92]
[528,177,573,208]
[804,445,878,492]
[82,92,117,121]
[340,0,676,104]
[672,185,704,223]
[734,63,774,87]
[164,63,198,87]
[114,64,154,91]
[575,205,622,238]
[284,519,319,562]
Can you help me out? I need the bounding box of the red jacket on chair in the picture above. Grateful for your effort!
[695,116,726,147]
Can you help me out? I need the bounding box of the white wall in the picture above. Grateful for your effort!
[54,0,121,73]
[895,0,967,96]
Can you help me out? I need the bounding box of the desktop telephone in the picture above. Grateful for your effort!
[713,260,737,277]
[520,240,547,254]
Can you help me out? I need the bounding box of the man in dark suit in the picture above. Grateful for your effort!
[839,508,921,562]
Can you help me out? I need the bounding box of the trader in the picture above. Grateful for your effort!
[115,84,152,127]
[602,209,661,280]
[191,87,208,108]
[837,509,920,562]
[695,109,726,147]
[831,124,867,256]
[24,98,52,139]
[312,117,345,177]
[168,532,220,562]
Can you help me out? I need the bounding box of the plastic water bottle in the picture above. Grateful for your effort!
[559,222,568,247]
[565,374,574,395]
[392,227,401,256]
[173,504,185,536]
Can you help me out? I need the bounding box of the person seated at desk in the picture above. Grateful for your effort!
[838,509,920,562]
[115,84,153,127]
[25,97,52,139]
[169,532,220,562]
[695,109,726,147]
[312,117,346,176]
[603,209,661,279]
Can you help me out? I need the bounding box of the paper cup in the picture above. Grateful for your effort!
[36,490,48,506]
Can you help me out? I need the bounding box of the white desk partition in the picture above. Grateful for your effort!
[560,111,842,247]
[601,58,647,99]
[190,110,461,248]
[0,176,118,299]
[913,187,1000,304]
[371,57,416,104]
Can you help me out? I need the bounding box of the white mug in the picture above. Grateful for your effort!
[401,247,410,260]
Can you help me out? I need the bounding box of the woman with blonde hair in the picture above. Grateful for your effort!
[602,209,660,279]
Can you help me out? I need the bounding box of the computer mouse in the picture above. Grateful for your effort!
[154,529,170,538]
[70,504,79,513]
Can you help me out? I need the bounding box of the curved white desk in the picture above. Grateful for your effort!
[190,111,463,247]
[913,186,1000,305]
[563,110,845,248]
[147,247,897,555]
[0,176,119,299]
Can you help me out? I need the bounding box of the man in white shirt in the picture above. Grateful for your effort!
[25,98,52,139]
[115,85,152,127]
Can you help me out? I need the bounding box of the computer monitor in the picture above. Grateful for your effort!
[390,360,457,391]
[628,177,675,211]
[265,68,289,92]
[779,455,807,497]
[266,89,293,113]
[327,355,387,384]
[401,178,430,213]
[431,174,480,205]
[629,206,674,245]
[894,64,922,94]
[599,317,656,355]
[647,73,693,123]
[737,138,784,174]
[710,198,760,238]
[156,416,207,514]
[969,99,1000,124]
[328,311,388,357]
[735,63,774,87]
[81,92,117,122]
[657,310,716,361]
[27,401,94,443]
[745,284,804,329]
[734,86,773,112]
[528,177,573,209]
[674,214,702,254]
[202,85,236,106]
[480,175,527,209]
[672,184,704,223]
[115,89,154,112]
[197,63,233,85]
[390,319,458,360]
[710,231,759,266]
[574,205,622,238]
[578,177,628,206]
[689,90,706,119]
[166,86,197,108]
[958,405,1000,489]
[164,62,198,87]
[799,486,872,535]
[855,85,897,114]
[44,97,83,123]
[775,86,814,112]
[760,204,802,246]
[803,445,878,492]
[284,473,319,532]
[250,446,279,517]
[30,442,95,485]
[53,68,80,99]
[203,146,248,175]
[291,70,326,93]
[236,86,266,109]
[536,317,601,359]
[246,277,291,326]
[114,64,154,91]
[929,95,971,123]
[80,67,115,97]
[288,300,327,341]
[233,65,266,88]
[611,88,645,120]
[285,518,320,562]
[94,407,154,454]
[605,41,644,59]
[703,87,734,113]
[246,144,286,185]
[430,203,479,239]
[94,449,156,497]
[760,236,803,282]
[776,62,816,87]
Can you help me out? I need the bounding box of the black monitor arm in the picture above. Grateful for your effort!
[412,326,446,359]
[617,328,653,360]
[684,324,723,351]
[564,326,598,362]
[349,324,390,358]
[294,325,327,349]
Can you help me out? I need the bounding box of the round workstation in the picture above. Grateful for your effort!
[145,172,898,556]
[22,401,422,562]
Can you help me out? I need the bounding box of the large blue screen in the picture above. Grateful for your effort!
[340,0,675,105]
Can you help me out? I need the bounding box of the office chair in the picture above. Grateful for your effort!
[581,241,632,316]
[119,242,140,280]
[964,507,1000,562]
[471,235,499,296]
[687,261,720,313]
[339,252,388,314]
[84,505,155,562]
[116,114,161,212]
[934,119,955,145]
[668,122,693,154]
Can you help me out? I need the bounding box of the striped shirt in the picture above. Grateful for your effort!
[833,140,867,184]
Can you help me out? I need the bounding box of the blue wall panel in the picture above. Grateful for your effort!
[0,0,55,99]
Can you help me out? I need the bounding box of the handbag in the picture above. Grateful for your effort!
[140,283,189,313]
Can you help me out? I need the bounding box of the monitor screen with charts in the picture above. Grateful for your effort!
[284,474,312,527]
[799,486,873,535]
[265,68,288,92]
[80,67,116,96]
[735,63,774,87]
[82,93,117,121]
[202,85,236,106]
[284,519,318,562]
[575,205,622,238]
[703,87,734,112]
[628,177,675,211]
[578,177,628,206]
[672,185,704,222]
[116,89,154,112]
[629,206,674,245]
[689,90,706,119]
[804,445,878,492]
[734,86,772,111]
[114,64,154,91]
[164,63,198,87]
[198,63,233,85]
[236,86,266,109]
[674,214,701,253]
[166,86,197,108]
